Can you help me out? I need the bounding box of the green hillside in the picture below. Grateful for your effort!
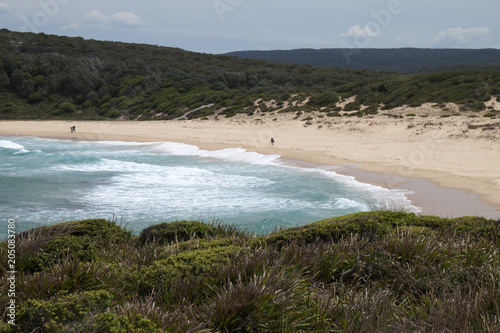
[1,212,499,332]
[1,29,499,121]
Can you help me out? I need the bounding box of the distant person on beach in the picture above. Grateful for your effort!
[270,137,275,145]
[70,126,76,133]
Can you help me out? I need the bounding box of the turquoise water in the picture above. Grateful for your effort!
[0,137,418,237]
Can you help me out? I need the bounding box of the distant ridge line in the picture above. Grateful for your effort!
[225,48,500,73]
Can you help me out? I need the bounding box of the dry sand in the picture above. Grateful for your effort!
[1,104,499,218]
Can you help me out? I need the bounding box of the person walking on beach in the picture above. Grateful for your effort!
[70,126,76,133]
[270,137,275,145]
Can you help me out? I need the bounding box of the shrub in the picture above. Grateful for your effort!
[343,101,362,111]
[59,102,76,114]
[14,219,131,272]
[258,211,405,247]
[106,109,122,118]
[308,91,339,107]
[138,220,215,244]
[28,92,42,103]
[16,290,112,332]
[135,243,242,295]
[256,211,473,248]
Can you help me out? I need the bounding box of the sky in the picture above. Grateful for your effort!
[0,0,499,54]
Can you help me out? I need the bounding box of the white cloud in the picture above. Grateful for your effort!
[430,27,491,47]
[341,24,385,39]
[84,10,145,28]
[339,24,385,48]
[0,2,10,12]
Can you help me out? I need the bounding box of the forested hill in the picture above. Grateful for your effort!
[225,48,500,73]
[0,29,499,120]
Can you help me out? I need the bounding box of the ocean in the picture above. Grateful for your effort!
[0,137,419,237]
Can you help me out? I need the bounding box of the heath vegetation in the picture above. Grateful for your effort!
[1,211,499,332]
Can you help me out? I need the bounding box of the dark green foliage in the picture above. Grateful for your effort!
[58,102,76,114]
[1,30,498,121]
[138,220,216,244]
[308,90,339,106]
[0,30,375,120]
[2,212,500,332]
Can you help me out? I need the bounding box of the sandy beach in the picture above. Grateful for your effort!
[1,104,499,219]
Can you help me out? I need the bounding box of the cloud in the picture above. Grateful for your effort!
[0,2,10,12]
[341,24,384,39]
[430,27,491,47]
[339,24,384,48]
[84,10,145,28]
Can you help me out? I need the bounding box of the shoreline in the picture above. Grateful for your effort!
[1,117,499,219]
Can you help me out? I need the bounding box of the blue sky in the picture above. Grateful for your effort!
[1,0,499,54]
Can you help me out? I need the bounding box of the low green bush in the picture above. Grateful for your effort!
[15,219,131,272]
[138,220,215,244]
[16,290,112,332]
[308,91,339,107]
[258,211,402,247]
[135,244,242,295]
[256,211,493,248]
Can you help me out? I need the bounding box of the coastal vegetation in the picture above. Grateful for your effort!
[1,29,499,121]
[1,211,499,332]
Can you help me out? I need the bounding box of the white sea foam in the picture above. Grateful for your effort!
[334,197,369,210]
[150,142,282,165]
[94,140,420,214]
[320,168,420,213]
[52,158,166,173]
[91,140,283,165]
[0,140,28,152]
